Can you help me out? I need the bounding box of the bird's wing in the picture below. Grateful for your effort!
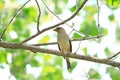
[69,40,72,52]
[58,39,72,52]
[58,43,61,51]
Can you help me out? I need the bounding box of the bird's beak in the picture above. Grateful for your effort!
[53,28,57,32]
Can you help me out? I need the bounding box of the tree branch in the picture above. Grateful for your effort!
[20,0,88,43]
[32,35,102,46]
[0,41,120,68]
[96,0,101,35]
[35,0,41,32]
[108,51,120,60]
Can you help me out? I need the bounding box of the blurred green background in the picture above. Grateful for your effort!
[0,0,120,80]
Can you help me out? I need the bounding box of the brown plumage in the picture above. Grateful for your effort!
[53,27,72,69]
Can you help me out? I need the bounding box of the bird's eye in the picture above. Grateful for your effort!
[57,27,60,30]
[57,27,61,31]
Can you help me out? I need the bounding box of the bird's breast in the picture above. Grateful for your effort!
[57,34,70,51]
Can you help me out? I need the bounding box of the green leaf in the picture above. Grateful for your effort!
[69,0,83,12]
[42,66,56,75]
[54,56,62,66]
[0,49,7,63]
[70,5,76,12]
[101,27,108,36]
[88,68,101,79]
[73,33,82,38]
[80,20,98,36]
[0,1,4,9]
[43,54,52,61]
[106,67,120,80]
[84,6,97,15]
[68,61,77,73]
[40,66,63,80]
[82,47,87,55]
[72,61,77,69]
[104,47,111,57]
[39,35,50,43]
[29,58,40,67]
[20,7,37,22]
[108,14,115,21]
[105,0,120,9]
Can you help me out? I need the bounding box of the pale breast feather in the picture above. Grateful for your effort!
[57,33,70,51]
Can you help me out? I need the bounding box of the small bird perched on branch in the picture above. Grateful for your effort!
[53,27,72,70]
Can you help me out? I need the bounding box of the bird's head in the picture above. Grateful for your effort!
[53,27,64,33]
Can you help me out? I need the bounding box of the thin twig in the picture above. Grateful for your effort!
[108,51,120,60]
[0,0,31,39]
[35,0,41,32]
[81,65,90,80]
[96,0,101,35]
[76,0,78,9]
[41,0,85,37]
[32,35,102,46]
[74,41,81,54]
[69,29,74,35]
[21,0,88,43]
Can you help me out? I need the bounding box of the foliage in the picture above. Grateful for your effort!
[0,0,120,80]
[105,0,120,9]
[88,68,101,79]
[106,67,120,80]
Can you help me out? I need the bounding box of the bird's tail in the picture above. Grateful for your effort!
[65,57,71,70]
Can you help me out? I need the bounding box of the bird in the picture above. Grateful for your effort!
[53,27,72,70]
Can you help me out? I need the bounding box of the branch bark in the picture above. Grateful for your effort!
[32,35,102,46]
[0,41,120,68]
[35,0,41,32]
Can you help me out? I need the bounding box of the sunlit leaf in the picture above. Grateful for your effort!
[41,66,56,75]
[80,20,98,36]
[29,58,40,67]
[41,14,52,23]
[105,0,120,9]
[54,56,62,66]
[101,27,108,36]
[88,68,101,79]
[70,6,76,12]
[82,47,87,55]
[39,35,50,43]
[108,14,115,21]
[0,2,4,9]
[68,61,77,73]
[40,66,63,80]
[104,47,111,57]
[20,7,37,22]
[73,33,82,38]
[69,0,83,12]
[84,6,97,15]
[106,67,120,80]
[0,49,7,63]
[43,54,52,61]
